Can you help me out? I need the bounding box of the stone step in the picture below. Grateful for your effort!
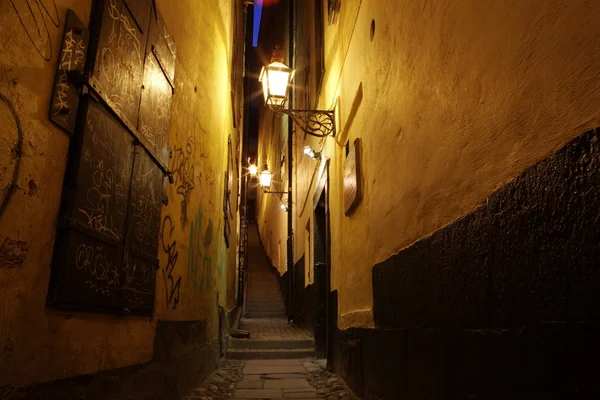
[245,311,287,318]
[247,308,286,313]
[247,290,282,294]
[247,306,286,311]
[230,338,314,349]
[227,348,315,360]
[247,303,285,308]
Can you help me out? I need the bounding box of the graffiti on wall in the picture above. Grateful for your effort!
[186,207,230,296]
[0,93,23,220]
[170,137,196,225]
[202,169,217,210]
[8,0,61,61]
[160,215,181,309]
[188,207,213,293]
[216,221,227,293]
[75,242,120,295]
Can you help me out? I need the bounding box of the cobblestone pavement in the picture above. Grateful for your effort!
[180,359,358,400]
[238,318,312,340]
[180,359,244,400]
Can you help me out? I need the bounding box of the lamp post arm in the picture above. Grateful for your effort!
[273,107,336,138]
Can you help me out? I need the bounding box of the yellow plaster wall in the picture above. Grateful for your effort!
[0,0,239,388]
[256,110,289,275]
[155,0,240,330]
[291,0,600,330]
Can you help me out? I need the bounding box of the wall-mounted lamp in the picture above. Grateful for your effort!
[259,47,335,138]
[259,164,287,195]
[248,163,257,177]
[280,204,288,212]
[259,164,272,190]
[303,145,321,160]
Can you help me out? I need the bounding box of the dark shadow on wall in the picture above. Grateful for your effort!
[12,320,219,400]
[332,128,600,400]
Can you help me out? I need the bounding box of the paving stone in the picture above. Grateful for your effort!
[244,365,306,375]
[305,362,360,400]
[180,350,356,400]
[235,380,264,389]
[305,366,321,372]
[264,379,311,389]
[283,388,317,393]
[179,359,244,400]
[246,359,303,366]
[264,373,307,379]
[233,388,284,398]
[282,390,318,399]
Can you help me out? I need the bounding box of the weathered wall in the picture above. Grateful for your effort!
[0,0,240,390]
[155,0,240,332]
[291,0,600,330]
[332,127,600,399]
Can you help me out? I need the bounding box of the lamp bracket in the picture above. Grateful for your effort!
[271,106,335,138]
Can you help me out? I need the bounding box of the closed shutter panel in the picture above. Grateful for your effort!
[48,0,174,315]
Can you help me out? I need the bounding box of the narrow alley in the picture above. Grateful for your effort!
[2,0,600,399]
[178,223,356,400]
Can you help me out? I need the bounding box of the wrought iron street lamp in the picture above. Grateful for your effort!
[259,164,287,195]
[259,164,272,190]
[259,48,336,138]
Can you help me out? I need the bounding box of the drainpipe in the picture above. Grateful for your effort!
[286,0,295,318]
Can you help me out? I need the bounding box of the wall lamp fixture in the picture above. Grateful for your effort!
[259,164,287,195]
[259,48,335,138]
[303,145,321,160]
[248,162,257,177]
[259,164,289,212]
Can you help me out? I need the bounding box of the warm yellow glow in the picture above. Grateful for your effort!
[268,67,290,96]
[260,168,272,189]
[249,164,257,176]
[260,66,269,103]
[303,145,320,160]
[259,61,295,106]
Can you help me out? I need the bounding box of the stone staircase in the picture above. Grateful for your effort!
[228,223,314,360]
[246,270,286,318]
[244,222,287,318]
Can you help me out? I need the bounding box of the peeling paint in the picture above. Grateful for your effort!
[0,237,28,267]
[27,180,37,196]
